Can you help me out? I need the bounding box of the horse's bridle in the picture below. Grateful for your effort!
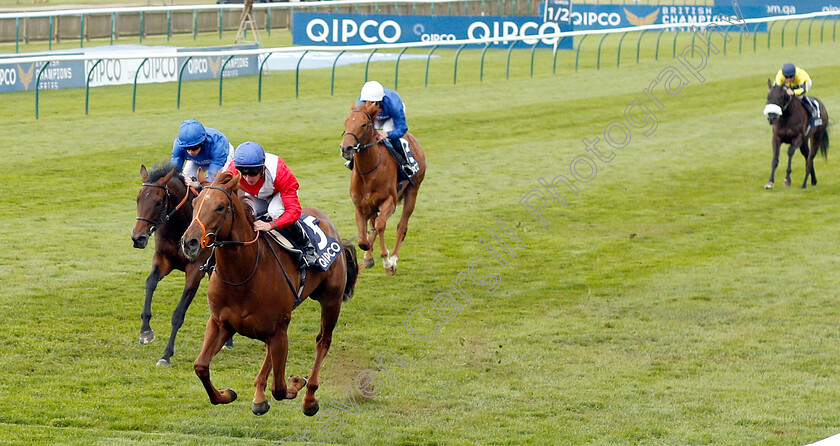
[190,185,262,286]
[136,180,196,233]
[342,110,383,174]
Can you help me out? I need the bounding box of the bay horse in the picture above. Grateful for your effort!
[132,163,226,367]
[763,81,830,189]
[180,171,358,416]
[339,101,426,275]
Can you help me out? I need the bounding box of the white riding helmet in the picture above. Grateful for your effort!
[360,81,385,102]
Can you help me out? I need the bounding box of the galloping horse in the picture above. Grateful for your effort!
[180,171,358,416]
[763,81,830,189]
[340,101,426,275]
[132,163,221,367]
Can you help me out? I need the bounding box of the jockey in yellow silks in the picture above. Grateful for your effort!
[774,63,822,126]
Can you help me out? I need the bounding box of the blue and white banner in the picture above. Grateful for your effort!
[715,0,840,16]
[292,12,573,49]
[177,44,259,82]
[569,4,765,30]
[0,59,85,93]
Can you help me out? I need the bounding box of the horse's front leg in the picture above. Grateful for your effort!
[784,141,800,187]
[766,137,781,189]
[354,208,375,269]
[390,186,420,269]
[302,295,342,417]
[157,263,206,367]
[194,316,237,405]
[375,196,397,275]
[268,325,307,402]
[140,255,173,345]
[251,346,272,415]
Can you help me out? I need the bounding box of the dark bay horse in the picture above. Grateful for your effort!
[763,81,830,189]
[180,171,358,416]
[339,101,426,275]
[132,163,220,367]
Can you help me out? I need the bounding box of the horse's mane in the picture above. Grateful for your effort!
[148,161,183,183]
[354,100,381,117]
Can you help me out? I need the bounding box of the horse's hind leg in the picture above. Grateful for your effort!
[389,186,420,274]
[140,255,173,345]
[194,316,237,405]
[800,141,814,188]
[251,346,272,415]
[302,292,342,417]
[157,265,205,367]
[364,217,378,269]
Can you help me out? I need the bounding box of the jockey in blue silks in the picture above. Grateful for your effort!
[348,81,417,177]
[170,119,233,189]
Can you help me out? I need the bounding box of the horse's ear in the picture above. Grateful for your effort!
[229,172,241,192]
[767,78,772,88]
[161,167,176,183]
[196,168,208,186]
[140,165,149,182]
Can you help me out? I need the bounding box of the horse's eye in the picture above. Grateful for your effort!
[155,200,163,207]
[216,204,225,212]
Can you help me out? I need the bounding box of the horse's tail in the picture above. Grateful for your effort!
[341,240,359,302]
[817,122,830,159]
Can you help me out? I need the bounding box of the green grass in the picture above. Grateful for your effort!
[1,27,840,445]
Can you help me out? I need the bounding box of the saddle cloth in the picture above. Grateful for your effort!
[267,214,344,271]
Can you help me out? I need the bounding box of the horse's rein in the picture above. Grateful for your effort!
[192,185,259,249]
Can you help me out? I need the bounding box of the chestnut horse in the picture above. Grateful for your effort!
[180,171,358,416]
[339,101,426,275]
[131,163,224,367]
[763,81,829,189]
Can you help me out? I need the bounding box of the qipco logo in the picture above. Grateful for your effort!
[0,68,17,86]
[467,21,562,45]
[306,19,402,43]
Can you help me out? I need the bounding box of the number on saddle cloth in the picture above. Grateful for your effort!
[273,215,343,271]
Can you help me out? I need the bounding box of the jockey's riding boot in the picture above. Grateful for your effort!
[287,221,319,269]
[388,137,414,176]
[803,97,822,126]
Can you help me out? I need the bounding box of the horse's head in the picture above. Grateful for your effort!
[181,170,241,260]
[339,102,380,161]
[764,79,791,125]
[132,164,177,249]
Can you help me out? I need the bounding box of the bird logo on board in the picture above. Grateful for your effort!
[624,8,659,26]
[17,63,34,90]
[208,57,222,78]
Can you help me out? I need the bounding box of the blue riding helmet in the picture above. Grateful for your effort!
[233,142,266,168]
[782,63,796,78]
[176,119,207,148]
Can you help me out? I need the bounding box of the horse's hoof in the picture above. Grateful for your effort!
[764,182,774,189]
[251,400,271,416]
[139,330,155,345]
[225,389,238,403]
[363,258,375,269]
[222,339,234,350]
[303,401,320,417]
[385,265,397,276]
[784,180,791,187]
[156,358,171,367]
